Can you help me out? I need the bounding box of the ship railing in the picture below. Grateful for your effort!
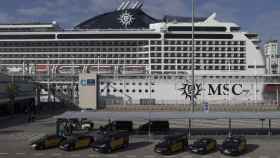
[63,28,156,32]
[99,99,280,112]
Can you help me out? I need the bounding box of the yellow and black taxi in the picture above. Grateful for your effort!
[92,131,129,153]
[59,135,93,151]
[30,134,65,150]
[219,136,247,156]
[154,133,188,155]
[189,138,217,154]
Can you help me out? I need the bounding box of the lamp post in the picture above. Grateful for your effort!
[191,0,196,112]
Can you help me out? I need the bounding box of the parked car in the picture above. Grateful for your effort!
[101,121,133,132]
[92,131,129,153]
[154,133,188,155]
[219,136,247,156]
[138,120,169,134]
[189,137,217,154]
[30,134,65,150]
[59,135,93,151]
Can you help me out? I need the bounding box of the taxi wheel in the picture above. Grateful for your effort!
[40,144,46,150]
[107,148,112,153]
[123,142,129,148]
[182,144,186,151]
[69,145,75,151]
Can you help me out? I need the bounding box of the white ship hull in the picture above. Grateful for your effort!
[98,75,275,105]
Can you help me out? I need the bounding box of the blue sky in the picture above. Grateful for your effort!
[0,0,279,44]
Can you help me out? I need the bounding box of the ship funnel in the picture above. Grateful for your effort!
[117,1,126,11]
[131,1,140,9]
[122,1,131,10]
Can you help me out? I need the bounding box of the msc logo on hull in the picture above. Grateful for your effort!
[179,80,243,101]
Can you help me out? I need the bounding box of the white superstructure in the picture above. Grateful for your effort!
[0,1,277,106]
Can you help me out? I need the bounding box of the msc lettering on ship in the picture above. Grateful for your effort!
[208,84,242,96]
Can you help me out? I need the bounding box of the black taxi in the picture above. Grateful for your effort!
[154,133,188,155]
[189,138,217,154]
[219,136,247,156]
[30,134,65,150]
[92,131,129,153]
[59,135,93,151]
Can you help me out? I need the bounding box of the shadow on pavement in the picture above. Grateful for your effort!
[244,144,259,155]
[0,103,79,130]
[120,141,153,152]
[0,129,24,135]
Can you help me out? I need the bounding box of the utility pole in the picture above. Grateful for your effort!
[191,0,195,112]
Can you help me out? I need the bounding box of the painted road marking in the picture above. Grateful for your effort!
[15,153,25,155]
[126,155,137,158]
[144,155,155,158]
[34,153,44,157]
[105,155,118,158]
[52,153,62,156]
[0,153,8,156]
[71,154,81,157]
[88,154,99,157]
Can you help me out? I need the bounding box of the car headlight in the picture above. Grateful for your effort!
[100,144,106,148]
[31,144,37,148]
[199,147,204,151]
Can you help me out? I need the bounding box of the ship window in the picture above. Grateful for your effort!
[132,89,136,93]
[230,27,240,32]
[164,34,233,39]
[58,34,161,39]
[139,89,142,93]
[151,89,155,93]
[168,26,227,32]
[139,82,142,86]
[126,89,129,93]
[145,89,148,93]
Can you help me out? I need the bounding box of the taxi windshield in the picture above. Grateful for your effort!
[159,138,169,144]
[95,134,110,143]
[225,138,240,144]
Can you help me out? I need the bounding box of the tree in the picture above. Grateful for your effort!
[6,83,17,114]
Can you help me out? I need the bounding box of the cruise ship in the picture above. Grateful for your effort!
[0,1,277,106]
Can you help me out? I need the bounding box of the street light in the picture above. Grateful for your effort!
[191,0,196,112]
